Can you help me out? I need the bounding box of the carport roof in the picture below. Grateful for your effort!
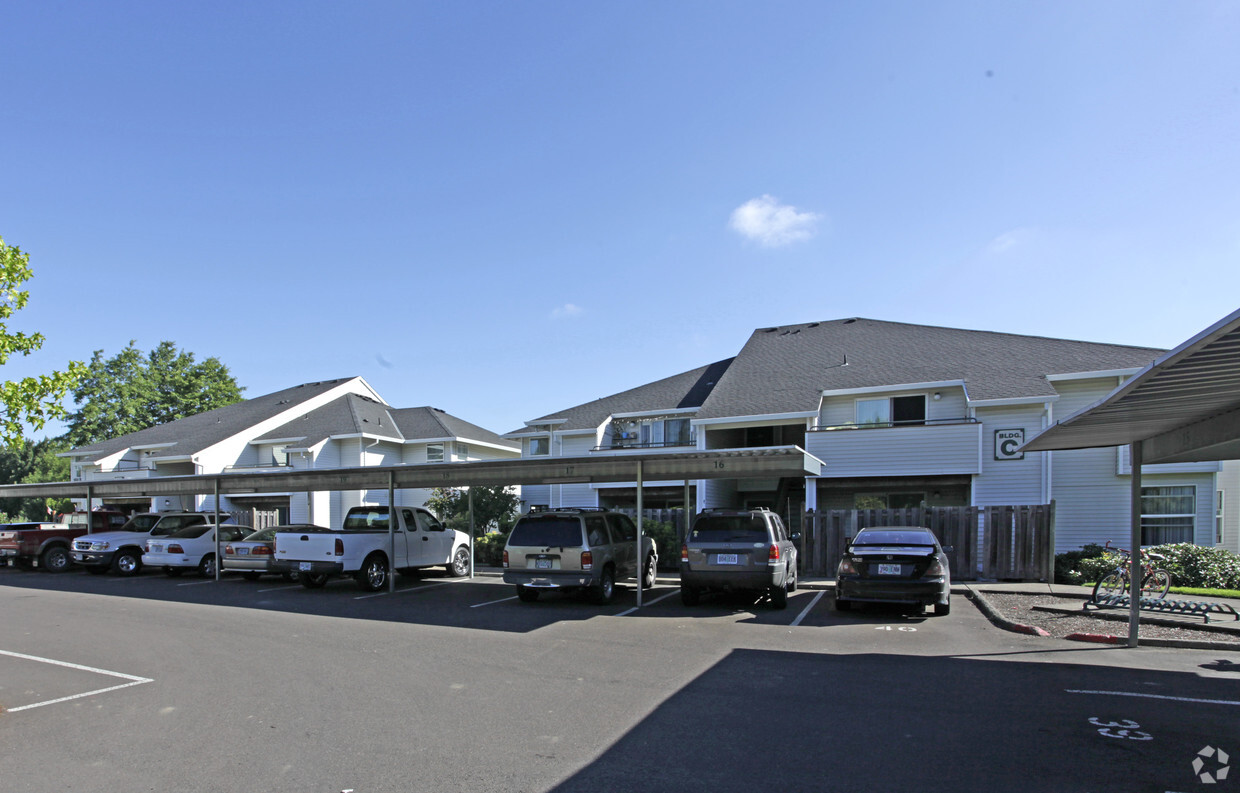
[1021,307,1240,464]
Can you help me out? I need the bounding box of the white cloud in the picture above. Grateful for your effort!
[551,303,584,319]
[729,195,821,247]
[985,227,1037,255]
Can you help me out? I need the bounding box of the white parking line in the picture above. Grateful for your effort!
[790,590,826,627]
[1066,689,1240,707]
[616,589,678,616]
[176,579,216,587]
[257,584,302,593]
[471,595,519,608]
[353,580,455,600]
[0,649,153,713]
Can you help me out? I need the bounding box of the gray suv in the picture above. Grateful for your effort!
[503,508,657,604]
[679,508,798,609]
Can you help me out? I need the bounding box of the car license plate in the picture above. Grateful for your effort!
[716,554,739,565]
[237,547,249,555]
[535,559,552,570]
[0,549,14,556]
[72,553,84,560]
[299,562,313,572]
[877,563,902,575]
[149,544,163,553]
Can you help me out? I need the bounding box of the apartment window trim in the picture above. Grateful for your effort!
[1140,485,1196,546]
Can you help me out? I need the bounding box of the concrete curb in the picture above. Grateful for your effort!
[964,586,1051,637]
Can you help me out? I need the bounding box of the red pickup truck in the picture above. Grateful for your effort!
[0,510,129,572]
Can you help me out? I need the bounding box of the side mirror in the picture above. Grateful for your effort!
[789,532,802,542]
[943,545,954,554]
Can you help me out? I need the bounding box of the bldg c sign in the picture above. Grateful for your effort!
[995,429,1025,461]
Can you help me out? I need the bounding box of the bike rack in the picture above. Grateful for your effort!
[1085,594,1240,623]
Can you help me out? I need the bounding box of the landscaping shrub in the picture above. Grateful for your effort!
[639,520,680,570]
[472,531,509,567]
[1056,542,1240,590]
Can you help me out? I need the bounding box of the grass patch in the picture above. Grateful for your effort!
[1169,586,1240,600]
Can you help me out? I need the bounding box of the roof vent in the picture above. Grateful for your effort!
[762,327,779,333]
[842,318,857,325]
[808,322,820,328]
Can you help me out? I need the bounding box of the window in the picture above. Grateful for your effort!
[856,395,926,427]
[455,443,469,460]
[665,418,691,445]
[608,514,637,542]
[272,445,288,466]
[427,443,444,462]
[1140,486,1195,545]
[528,437,549,456]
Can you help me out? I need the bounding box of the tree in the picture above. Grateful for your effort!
[425,485,520,536]
[0,436,73,520]
[0,236,87,445]
[66,341,244,446]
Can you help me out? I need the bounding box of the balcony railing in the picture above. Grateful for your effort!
[222,462,294,472]
[810,417,979,432]
[592,439,697,452]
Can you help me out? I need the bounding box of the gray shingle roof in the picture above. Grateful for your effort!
[694,318,1164,419]
[259,398,516,449]
[389,406,516,448]
[67,378,362,461]
[508,359,735,434]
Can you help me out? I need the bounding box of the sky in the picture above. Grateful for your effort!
[2,1,1239,440]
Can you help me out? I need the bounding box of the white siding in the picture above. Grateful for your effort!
[521,485,551,510]
[805,423,981,478]
[556,483,597,508]
[973,404,1047,506]
[1219,462,1240,553]
[559,434,595,457]
[818,387,968,428]
[701,478,737,509]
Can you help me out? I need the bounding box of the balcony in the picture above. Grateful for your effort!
[591,439,697,453]
[806,418,982,478]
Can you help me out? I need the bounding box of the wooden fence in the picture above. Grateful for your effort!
[800,503,1054,582]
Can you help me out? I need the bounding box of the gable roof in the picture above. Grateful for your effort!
[389,406,516,448]
[694,318,1164,419]
[508,358,735,434]
[67,378,366,462]
[257,396,517,450]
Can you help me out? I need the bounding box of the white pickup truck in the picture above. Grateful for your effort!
[272,505,471,591]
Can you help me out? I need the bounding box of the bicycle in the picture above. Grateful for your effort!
[1091,540,1171,602]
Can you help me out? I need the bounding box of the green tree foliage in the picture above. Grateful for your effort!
[0,437,73,519]
[0,236,87,444]
[66,341,244,446]
[425,485,520,536]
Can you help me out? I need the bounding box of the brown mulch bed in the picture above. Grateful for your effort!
[976,591,1240,644]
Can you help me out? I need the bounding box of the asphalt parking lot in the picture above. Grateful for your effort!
[4,565,1240,793]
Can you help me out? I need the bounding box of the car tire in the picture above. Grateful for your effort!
[835,593,852,611]
[198,554,216,577]
[517,585,539,602]
[448,546,470,578]
[641,553,657,589]
[40,545,71,573]
[770,582,789,610]
[680,584,700,606]
[356,554,389,592]
[934,599,951,616]
[593,566,616,605]
[299,572,329,589]
[112,549,142,577]
[164,566,184,577]
[787,565,797,593]
[243,571,262,581]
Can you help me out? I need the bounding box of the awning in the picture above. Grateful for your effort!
[1021,307,1240,464]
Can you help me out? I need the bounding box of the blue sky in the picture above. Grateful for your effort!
[3,1,1238,438]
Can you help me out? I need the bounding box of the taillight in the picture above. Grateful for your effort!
[334,538,344,556]
[768,543,780,564]
[252,546,272,556]
[680,544,688,563]
[224,545,235,555]
[838,559,858,575]
[502,550,509,568]
[581,550,593,571]
[926,557,945,576]
[168,544,184,554]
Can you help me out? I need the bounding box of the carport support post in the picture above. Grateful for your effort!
[1128,441,1143,648]
[85,485,94,533]
[388,473,396,594]
[467,487,475,579]
[636,461,643,609]
[213,479,221,581]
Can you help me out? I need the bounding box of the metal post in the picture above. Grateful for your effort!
[213,479,221,581]
[1128,441,1143,648]
[85,485,94,533]
[388,472,396,594]
[683,479,691,548]
[636,461,643,609]
[467,487,475,579]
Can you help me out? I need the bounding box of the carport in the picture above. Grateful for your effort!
[0,446,823,606]
[1022,307,1240,646]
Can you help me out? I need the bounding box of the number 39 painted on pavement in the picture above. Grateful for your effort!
[1089,718,1153,741]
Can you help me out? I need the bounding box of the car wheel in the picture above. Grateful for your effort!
[40,545,71,573]
[680,584,700,606]
[356,554,388,592]
[448,546,470,578]
[770,582,789,610]
[198,554,216,578]
[642,554,657,589]
[164,566,184,577]
[299,572,329,589]
[517,585,539,602]
[243,571,262,581]
[934,598,951,616]
[787,565,797,593]
[593,566,616,605]
[835,592,852,611]
[113,549,142,577]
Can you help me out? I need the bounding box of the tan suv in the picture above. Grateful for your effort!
[502,508,657,604]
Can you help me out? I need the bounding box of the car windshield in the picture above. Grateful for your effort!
[121,514,159,532]
[343,509,390,531]
[853,530,936,547]
[243,528,279,542]
[508,517,583,548]
[168,524,213,539]
[689,515,768,543]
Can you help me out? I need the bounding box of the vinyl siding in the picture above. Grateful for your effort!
[1220,462,1240,553]
[817,388,968,428]
[701,478,738,509]
[521,485,551,509]
[972,404,1047,506]
[805,422,981,478]
[559,434,595,457]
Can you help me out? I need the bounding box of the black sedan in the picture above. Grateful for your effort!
[835,527,952,615]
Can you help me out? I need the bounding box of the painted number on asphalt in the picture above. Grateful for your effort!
[875,626,917,632]
[1089,718,1152,741]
